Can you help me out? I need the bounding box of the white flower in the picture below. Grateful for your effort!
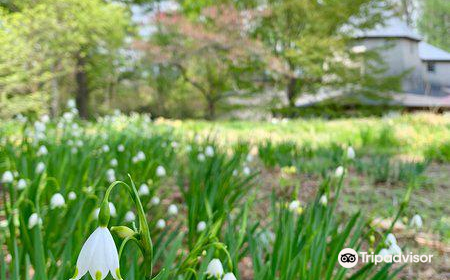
[223,273,237,280]
[385,233,397,246]
[168,204,178,216]
[388,243,402,255]
[17,179,27,190]
[1,171,14,183]
[197,153,206,162]
[150,196,160,205]
[110,159,118,167]
[67,99,76,109]
[68,191,77,200]
[186,145,192,152]
[71,147,78,154]
[197,221,207,232]
[171,141,178,148]
[124,211,135,223]
[136,151,146,161]
[206,259,224,278]
[36,162,45,174]
[378,248,390,257]
[94,203,117,219]
[102,145,110,153]
[205,146,214,157]
[70,227,121,280]
[246,154,254,162]
[347,146,355,159]
[40,114,49,124]
[76,140,84,147]
[34,121,46,133]
[243,166,251,175]
[28,213,42,229]
[156,219,166,229]
[156,165,166,177]
[50,193,65,209]
[108,202,117,217]
[335,166,344,177]
[232,169,238,176]
[410,214,423,229]
[319,195,328,206]
[37,145,48,156]
[132,156,138,163]
[63,112,74,122]
[117,145,125,152]
[106,169,116,183]
[288,200,300,212]
[138,184,150,196]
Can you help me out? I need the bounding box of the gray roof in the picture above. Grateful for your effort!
[418,42,450,62]
[355,17,421,41]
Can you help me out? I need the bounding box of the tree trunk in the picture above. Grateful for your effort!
[75,54,89,119]
[286,77,297,108]
[206,97,216,120]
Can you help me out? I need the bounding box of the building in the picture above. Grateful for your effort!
[355,17,450,97]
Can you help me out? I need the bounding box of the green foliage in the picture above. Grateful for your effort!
[418,0,450,51]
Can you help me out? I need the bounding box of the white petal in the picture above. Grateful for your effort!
[88,229,110,280]
[102,229,121,279]
[73,228,102,280]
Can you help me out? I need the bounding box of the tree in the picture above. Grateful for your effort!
[254,0,398,110]
[0,0,130,119]
[138,5,277,119]
[418,0,450,51]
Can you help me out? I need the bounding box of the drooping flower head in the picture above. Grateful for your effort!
[206,259,224,279]
[70,227,121,280]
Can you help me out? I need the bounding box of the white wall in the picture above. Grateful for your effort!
[423,61,450,87]
[359,38,425,94]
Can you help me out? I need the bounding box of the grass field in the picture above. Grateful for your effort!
[1,112,449,279]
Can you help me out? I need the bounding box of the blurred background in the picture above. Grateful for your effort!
[0,0,448,120]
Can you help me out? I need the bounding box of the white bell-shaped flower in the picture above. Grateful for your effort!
[197,153,206,162]
[197,221,207,232]
[206,258,224,278]
[243,166,251,176]
[156,165,166,177]
[347,146,355,159]
[102,145,110,153]
[106,169,116,183]
[124,211,136,223]
[17,179,27,190]
[288,200,300,212]
[319,195,328,206]
[385,233,397,246]
[388,243,402,255]
[37,145,48,156]
[138,184,150,196]
[223,272,237,280]
[36,162,45,174]
[136,151,146,161]
[335,166,344,177]
[410,214,423,229]
[110,159,118,167]
[70,227,121,280]
[50,193,65,209]
[378,248,390,257]
[28,213,42,229]
[117,145,125,152]
[168,204,178,216]
[205,146,214,157]
[156,219,166,229]
[68,191,77,201]
[150,196,160,206]
[2,171,14,183]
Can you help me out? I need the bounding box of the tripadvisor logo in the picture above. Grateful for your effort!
[338,248,433,268]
